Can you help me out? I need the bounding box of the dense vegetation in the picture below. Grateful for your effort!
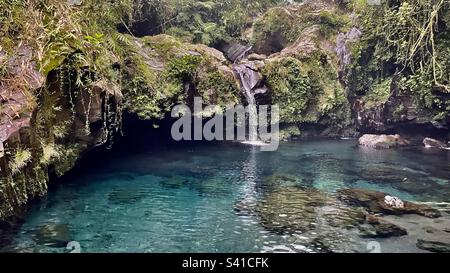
[346,0,450,123]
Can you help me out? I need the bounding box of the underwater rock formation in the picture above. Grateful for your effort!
[34,224,72,248]
[423,137,449,150]
[337,188,441,218]
[359,213,407,238]
[255,187,330,234]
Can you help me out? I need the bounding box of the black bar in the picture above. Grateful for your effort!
[0,253,447,272]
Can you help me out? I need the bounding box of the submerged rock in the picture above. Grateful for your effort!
[108,188,146,205]
[360,214,407,238]
[423,137,449,150]
[256,187,329,234]
[417,239,450,253]
[234,200,257,217]
[262,173,301,190]
[337,188,441,218]
[358,134,410,149]
[34,224,71,248]
[160,176,191,189]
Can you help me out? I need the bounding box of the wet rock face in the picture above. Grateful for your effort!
[219,43,252,63]
[0,65,123,221]
[232,63,267,95]
[358,134,410,149]
[0,45,44,158]
[336,27,362,71]
[337,188,441,218]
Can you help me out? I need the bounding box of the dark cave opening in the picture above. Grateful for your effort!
[116,4,167,37]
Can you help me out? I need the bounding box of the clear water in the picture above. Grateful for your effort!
[1,140,450,253]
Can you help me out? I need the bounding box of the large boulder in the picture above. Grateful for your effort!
[337,188,441,218]
[358,134,410,149]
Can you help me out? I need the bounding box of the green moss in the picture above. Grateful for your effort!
[165,54,202,83]
[264,45,351,127]
[252,8,298,49]
[124,76,183,120]
[142,35,184,59]
[279,125,302,141]
[165,27,195,43]
[254,8,295,38]
[54,145,81,177]
[362,78,392,108]
[40,142,61,166]
[393,104,407,119]
[196,71,239,107]
[317,10,351,36]
[264,57,315,123]
[252,4,351,53]
[10,148,32,175]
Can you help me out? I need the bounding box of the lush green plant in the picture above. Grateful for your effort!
[165,54,202,82]
[362,78,392,108]
[155,0,284,45]
[196,71,239,107]
[10,148,32,174]
[264,57,314,123]
[346,0,450,120]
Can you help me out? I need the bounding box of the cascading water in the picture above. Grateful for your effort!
[233,64,258,142]
[232,53,267,144]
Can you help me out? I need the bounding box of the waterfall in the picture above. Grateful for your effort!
[245,91,258,142]
[232,63,264,142]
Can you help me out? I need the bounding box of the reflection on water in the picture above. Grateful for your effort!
[1,140,450,253]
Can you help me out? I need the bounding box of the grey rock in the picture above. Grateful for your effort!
[417,239,450,253]
[359,134,410,149]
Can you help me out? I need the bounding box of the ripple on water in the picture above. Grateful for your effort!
[2,140,450,253]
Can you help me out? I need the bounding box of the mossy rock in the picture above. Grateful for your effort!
[279,125,302,141]
[262,23,351,130]
[123,34,239,120]
[251,2,351,55]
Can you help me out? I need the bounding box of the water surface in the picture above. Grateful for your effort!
[1,140,449,253]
